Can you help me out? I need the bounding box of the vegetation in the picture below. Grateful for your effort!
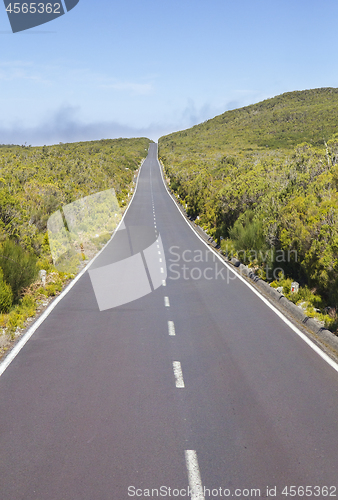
[0,137,151,346]
[0,268,13,314]
[0,239,38,304]
[159,88,338,333]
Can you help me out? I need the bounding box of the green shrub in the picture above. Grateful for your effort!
[229,211,268,264]
[0,273,13,313]
[221,238,236,259]
[45,281,62,296]
[90,233,110,248]
[20,294,37,317]
[0,240,38,302]
[36,256,54,273]
[6,311,25,337]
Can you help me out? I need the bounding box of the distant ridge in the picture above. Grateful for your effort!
[160,87,338,151]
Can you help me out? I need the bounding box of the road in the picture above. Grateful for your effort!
[0,143,338,500]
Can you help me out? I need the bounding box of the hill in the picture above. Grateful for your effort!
[160,87,338,153]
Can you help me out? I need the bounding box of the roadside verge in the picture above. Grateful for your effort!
[0,156,147,377]
[157,153,338,367]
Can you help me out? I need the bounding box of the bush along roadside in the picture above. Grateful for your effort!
[269,277,338,332]
[0,137,149,307]
[0,259,74,359]
[0,144,148,361]
[0,223,111,359]
[159,144,338,337]
[159,155,338,339]
[220,239,338,336]
[156,157,338,365]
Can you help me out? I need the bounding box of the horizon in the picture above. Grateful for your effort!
[2,85,337,148]
[1,0,338,146]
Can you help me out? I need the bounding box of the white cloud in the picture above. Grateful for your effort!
[0,97,255,146]
[0,105,163,145]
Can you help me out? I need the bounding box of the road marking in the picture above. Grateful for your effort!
[164,296,170,307]
[159,258,162,262]
[185,450,205,500]
[155,146,338,375]
[160,267,164,273]
[0,149,148,378]
[168,320,175,335]
[158,251,161,255]
[173,361,184,387]
[162,280,166,286]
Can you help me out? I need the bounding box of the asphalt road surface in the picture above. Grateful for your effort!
[1,143,338,500]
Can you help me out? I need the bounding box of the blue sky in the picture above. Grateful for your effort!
[1,0,338,145]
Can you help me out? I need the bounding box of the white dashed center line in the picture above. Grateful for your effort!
[168,320,175,335]
[164,296,170,307]
[162,280,166,286]
[173,361,185,388]
[185,450,205,500]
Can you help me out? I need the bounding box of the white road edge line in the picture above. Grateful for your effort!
[155,144,338,375]
[185,450,205,500]
[0,155,149,378]
[173,361,184,387]
[168,320,175,335]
